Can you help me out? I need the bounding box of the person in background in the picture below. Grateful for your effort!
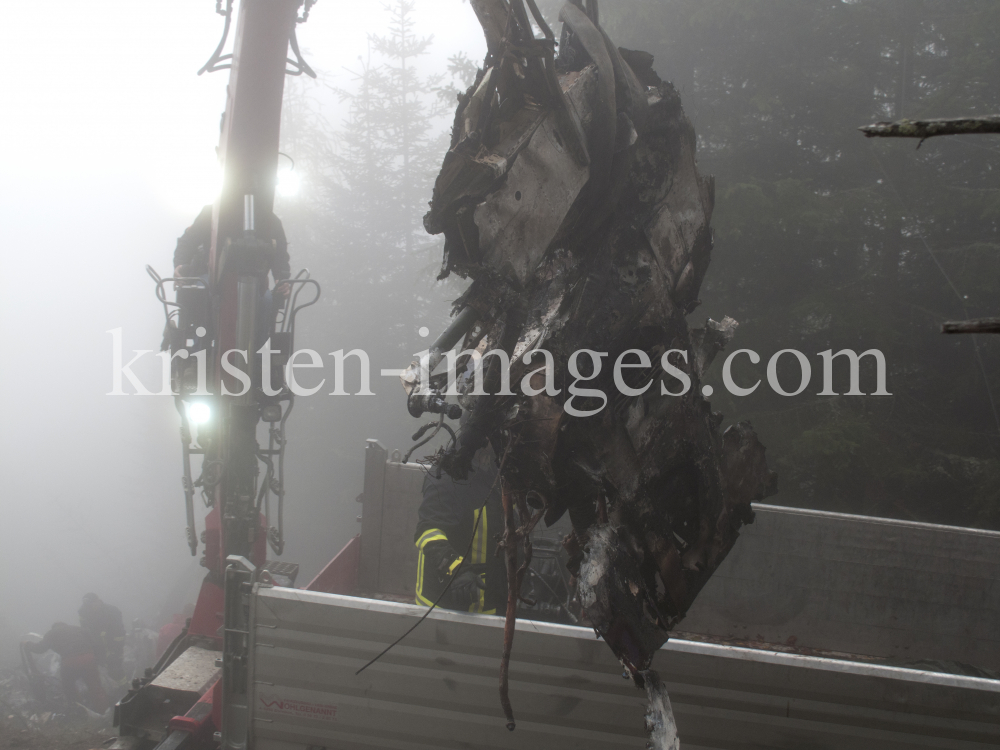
[23,623,109,714]
[78,593,126,682]
[173,204,291,299]
[171,204,292,357]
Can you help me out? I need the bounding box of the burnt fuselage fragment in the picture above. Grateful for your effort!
[418,0,777,731]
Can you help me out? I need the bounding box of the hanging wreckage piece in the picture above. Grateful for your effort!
[407,0,777,744]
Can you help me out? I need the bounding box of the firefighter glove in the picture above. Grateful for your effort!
[450,568,486,606]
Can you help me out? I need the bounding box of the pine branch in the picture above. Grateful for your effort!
[860,116,1000,140]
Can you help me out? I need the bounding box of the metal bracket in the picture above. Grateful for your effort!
[221,555,255,750]
[286,26,317,78]
[198,0,234,75]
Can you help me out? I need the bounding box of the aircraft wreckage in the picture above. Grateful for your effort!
[402,1,778,745]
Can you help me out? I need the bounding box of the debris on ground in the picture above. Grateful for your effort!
[0,661,112,750]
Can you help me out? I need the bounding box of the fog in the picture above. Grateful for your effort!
[0,0,483,659]
[1,0,997,663]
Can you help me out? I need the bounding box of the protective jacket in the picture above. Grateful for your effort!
[25,622,93,659]
[79,596,125,674]
[414,457,506,614]
[173,204,290,281]
[26,623,108,713]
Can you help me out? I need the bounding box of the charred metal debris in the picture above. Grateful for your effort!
[408,0,778,742]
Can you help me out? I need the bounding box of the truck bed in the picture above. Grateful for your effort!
[245,587,1000,749]
[239,454,1000,749]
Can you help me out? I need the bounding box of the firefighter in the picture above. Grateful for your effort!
[78,593,126,682]
[172,204,292,352]
[173,204,292,295]
[414,447,507,613]
[23,623,109,714]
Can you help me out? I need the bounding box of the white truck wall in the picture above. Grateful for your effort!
[246,588,1000,750]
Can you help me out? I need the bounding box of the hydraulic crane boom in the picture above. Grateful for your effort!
[125,3,318,749]
[208,0,300,574]
[181,0,311,644]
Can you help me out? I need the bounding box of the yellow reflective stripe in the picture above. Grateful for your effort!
[470,506,487,565]
[479,505,487,564]
[448,556,464,575]
[464,506,489,612]
[481,505,490,563]
[480,509,487,563]
[415,528,447,550]
[468,581,486,613]
[415,546,435,607]
[415,544,424,605]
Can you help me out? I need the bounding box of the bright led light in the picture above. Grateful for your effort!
[187,402,211,425]
[277,168,300,197]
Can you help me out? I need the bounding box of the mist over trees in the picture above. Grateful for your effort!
[272,0,999,573]
[273,1,474,570]
[592,0,1000,527]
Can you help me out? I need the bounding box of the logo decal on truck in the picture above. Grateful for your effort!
[259,693,337,722]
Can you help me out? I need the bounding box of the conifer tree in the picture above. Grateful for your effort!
[595,0,1000,527]
[272,2,478,566]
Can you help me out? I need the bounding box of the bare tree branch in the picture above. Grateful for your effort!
[860,116,1000,140]
[942,318,1000,334]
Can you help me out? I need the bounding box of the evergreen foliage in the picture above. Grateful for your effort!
[593,0,1000,526]
[272,1,475,565]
